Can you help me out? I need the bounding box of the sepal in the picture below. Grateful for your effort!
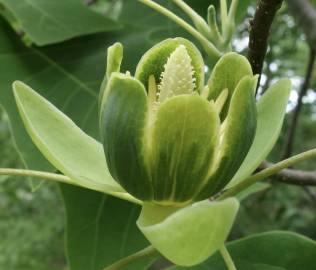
[137,198,239,266]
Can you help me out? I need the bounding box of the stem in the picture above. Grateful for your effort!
[0,168,71,182]
[173,0,211,40]
[282,47,316,159]
[138,0,222,59]
[247,0,283,92]
[260,161,316,186]
[220,0,228,35]
[220,245,237,270]
[219,148,316,200]
[103,246,159,270]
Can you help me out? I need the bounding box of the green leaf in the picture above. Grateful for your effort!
[100,73,152,201]
[61,184,155,270]
[196,76,257,200]
[173,231,316,269]
[135,37,205,93]
[0,0,121,46]
[227,79,291,188]
[137,198,239,266]
[151,95,220,203]
[13,81,139,203]
[0,18,159,186]
[207,52,253,119]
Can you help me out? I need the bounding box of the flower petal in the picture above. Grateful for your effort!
[207,52,253,119]
[137,198,239,266]
[196,75,257,200]
[150,95,220,204]
[100,73,152,200]
[135,38,205,93]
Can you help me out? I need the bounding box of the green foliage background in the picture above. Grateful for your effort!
[0,0,315,269]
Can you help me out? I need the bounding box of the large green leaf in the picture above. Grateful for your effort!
[61,184,156,270]
[227,79,291,188]
[173,231,316,269]
[0,0,121,45]
[138,198,239,266]
[13,81,140,203]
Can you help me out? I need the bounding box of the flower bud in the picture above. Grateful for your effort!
[100,38,257,205]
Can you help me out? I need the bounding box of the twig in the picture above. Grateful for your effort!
[138,0,222,60]
[248,0,283,90]
[282,47,316,159]
[103,246,159,270]
[0,168,71,183]
[219,149,316,200]
[260,161,316,186]
[219,245,237,270]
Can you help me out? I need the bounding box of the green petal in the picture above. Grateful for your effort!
[13,81,138,203]
[227,79,291,188]
[137,198,239,266]
[196,76,257,200]
[135,37,205,93]
[99,42,123,112]
[207,52,253,119]
[100,73,152,201]
[150,95,220,204]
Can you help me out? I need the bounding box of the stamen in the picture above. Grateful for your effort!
[158,45,196,103]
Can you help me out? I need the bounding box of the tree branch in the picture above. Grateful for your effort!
[282,47,316,159]
[260,161,316,186]
[287,0,316,50]
[248,0,283,86]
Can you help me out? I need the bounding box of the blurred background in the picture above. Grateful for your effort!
[0,0,315,269]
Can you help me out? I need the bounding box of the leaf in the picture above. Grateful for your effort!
[61,184,156,270]
[173,231,316,270]
[0,0,121,46]
[227,79,291,188]
[0,18,155,183]
[13,81,139,203]
[137,198,239,266]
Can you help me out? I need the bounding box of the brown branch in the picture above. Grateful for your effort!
[287,0,316,50]
[282,47,316,159]
[248,0,283,77]
[261,161,316,186]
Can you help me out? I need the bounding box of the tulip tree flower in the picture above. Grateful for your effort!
[12,37,294,266]
[100,38,257,205]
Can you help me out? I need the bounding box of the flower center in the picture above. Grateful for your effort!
[158,45,196,103]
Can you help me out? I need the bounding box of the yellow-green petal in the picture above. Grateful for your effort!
[135,37,205,93]
[137,198,239,266]
[196,75,257,200]
[207,52,253,119]
[150,95,220,204]
[100,73,152,201]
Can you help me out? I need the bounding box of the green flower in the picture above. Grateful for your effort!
[100,37,258,205]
